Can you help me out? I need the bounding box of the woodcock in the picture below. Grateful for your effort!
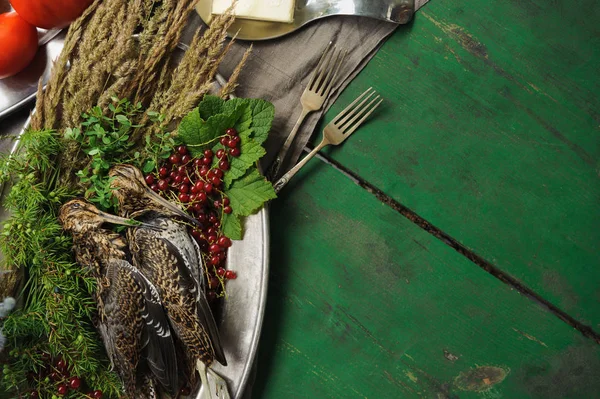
[109,164,229,398]
[58,199,179,398]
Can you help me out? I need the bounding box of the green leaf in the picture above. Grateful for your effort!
[198,95,225,120]
[179,105,245,157]
[246,99,275,144]
[226,169,276,217]
[223,100,253,133]
[221,212,242,240]
[224,136,266,186]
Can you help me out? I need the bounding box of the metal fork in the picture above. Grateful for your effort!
[267,43,347,180]
[273,88,382,193]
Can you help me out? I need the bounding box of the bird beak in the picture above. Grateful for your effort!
[97,209,161,230]
[143,187,201,227]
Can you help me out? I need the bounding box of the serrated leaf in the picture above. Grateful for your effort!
[221,212,242,240]
[246,99,274,144]
[198,95,225,120]
[224,136,266,186]
[179,105,245,157]
[226,169,276,217]
[223,100,253,133]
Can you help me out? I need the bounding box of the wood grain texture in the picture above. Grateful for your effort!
[313,0,600,327]
[254,161,600,398]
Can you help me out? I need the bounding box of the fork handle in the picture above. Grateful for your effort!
[273,140,327,193]
[268,107,311,180]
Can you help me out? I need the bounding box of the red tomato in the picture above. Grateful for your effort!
[9,0,94,29]
[0,12,38,79]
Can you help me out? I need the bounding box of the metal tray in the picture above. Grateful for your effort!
[0,26,269,399]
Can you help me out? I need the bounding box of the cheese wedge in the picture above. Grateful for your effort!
[212,0,295,23]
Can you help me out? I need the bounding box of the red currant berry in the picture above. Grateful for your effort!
[229,148,241,157]
[199,166,209,177]
[192,203,203,213]
[226,139,237,149]
[218,160,229,170]
[208,214,218,224]
[179,194,190,203]
[159,166,169,177]
[230,136,241,146]
[181,154,192,164]
[207,234,218,244]
[169,154,181,165]
[204,183,213,193]
[194,181,204,192]
[223,198,230,206]
[177,165,187,175]
[207,291,217,301]
[218,237,231,248]
[92,390,103,399]
[56,359,67,372]
[211,176,222,187]
[201,156,212,166]
[198,214,208,224]
[169,170,178,179]
[204,149,214,159]
[207,227,217,236]
[225,270,238,279]
[210,255,220,266]
[145,174,155,185]
[57,384,68,396]
[182,176,191,185]
[150,184,159,192]
[223,206,233,214]
[157,180,168,191]
[216,267,226,277]
[193,158,203,167]
[197,192,207,202]
[226,127,238,136]
[30,391,39,399]
[220,137,229,146]
[209,244,222,253]
[174,175,183,184]
[177,145,188,155]
[180,386,192,396]
[69,376,81,389]
[179,184,190,194]
[208,277,220,289]
[213,200,222,208]
[216,149,226,159]
[214,169,224,178]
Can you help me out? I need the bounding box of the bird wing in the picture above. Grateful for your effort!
[129,227,221,366]
[114,259,179,397]
[101,258,144,396]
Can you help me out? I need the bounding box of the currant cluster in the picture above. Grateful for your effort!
[26,355,102,398]
[145,129,241,300]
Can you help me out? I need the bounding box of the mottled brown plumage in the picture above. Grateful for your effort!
[109,165,227,387]
[58,199,179,397]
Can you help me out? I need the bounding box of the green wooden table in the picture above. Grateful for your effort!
[254,1,600,397]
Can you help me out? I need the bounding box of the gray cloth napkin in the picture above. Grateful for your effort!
[192,0,430,176]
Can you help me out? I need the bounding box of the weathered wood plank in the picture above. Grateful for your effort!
[314,0,600,326]
[252,161,600,398]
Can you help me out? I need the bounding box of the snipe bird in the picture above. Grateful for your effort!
[59,199,179,397]
[109,164,228,398]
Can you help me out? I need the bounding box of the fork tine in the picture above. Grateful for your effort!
[333,88,376,128]
[313,46,337,93]
[343,96,383,136]
[322,50,347,98]
[308,42,333,90]
[331,87,374,125]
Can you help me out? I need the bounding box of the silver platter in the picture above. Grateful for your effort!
[0,22,269,399]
